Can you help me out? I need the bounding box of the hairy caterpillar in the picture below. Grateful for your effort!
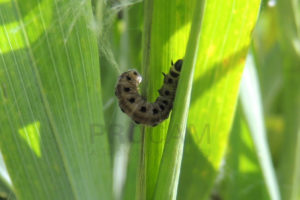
[115,59,183,126]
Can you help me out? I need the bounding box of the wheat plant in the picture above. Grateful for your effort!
[0,0,299,200]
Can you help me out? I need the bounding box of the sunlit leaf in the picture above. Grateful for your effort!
[178,1,261,199]
[0,0,112,199]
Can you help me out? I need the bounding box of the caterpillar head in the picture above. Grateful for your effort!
[118,70,142,87]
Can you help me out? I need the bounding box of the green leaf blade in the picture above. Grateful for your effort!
[140,0,196,199]
[153,0,206,199]
[0,0,112,199]
[276,0,300,199]
[240,55,280,200]
[178,0,261,199]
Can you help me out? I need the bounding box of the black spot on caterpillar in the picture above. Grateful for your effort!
[115,59,183,126]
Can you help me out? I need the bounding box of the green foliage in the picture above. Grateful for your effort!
[218,103,269,200]
[0,0,299,200]
[0,0,111,199]
[275,0,300,199]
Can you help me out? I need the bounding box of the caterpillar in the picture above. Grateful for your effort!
[115,59,183,126]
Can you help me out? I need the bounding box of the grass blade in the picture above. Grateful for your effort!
[240,54,281,200]
[177,0,261,199]
[276,1,300,199]
[218,103,270,200]
[0,0,112,199]
[153,0,206,199]
[139,0,196,199]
